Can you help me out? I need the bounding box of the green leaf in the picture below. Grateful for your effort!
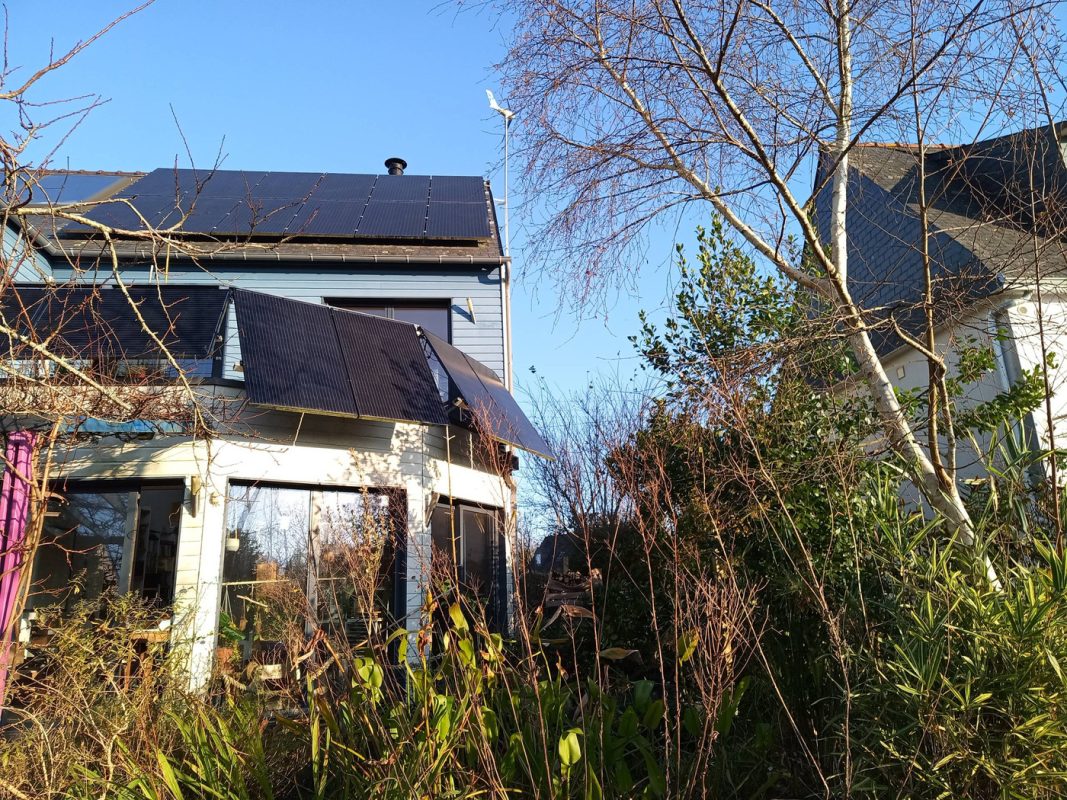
[558,728,583,768]
[677,629,699,664]
[156,749,183,799]
[449,603,469,632]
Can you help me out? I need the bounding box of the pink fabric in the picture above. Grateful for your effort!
[0,431,36,709]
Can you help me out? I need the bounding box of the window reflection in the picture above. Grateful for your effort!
[29,484,183,614]
[220,484,396,658]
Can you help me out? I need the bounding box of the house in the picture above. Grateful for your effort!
[0,160,548,693]
[813,124,1067,482]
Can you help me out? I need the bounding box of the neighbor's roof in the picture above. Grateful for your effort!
[18,167,505,264]
[813,124,1067,353]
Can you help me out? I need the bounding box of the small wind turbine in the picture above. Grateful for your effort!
[486,89,514,256]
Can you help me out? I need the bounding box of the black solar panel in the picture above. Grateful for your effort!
[0,285,228,360]
[71,199,161,231]
[332,310,448,425]
[371,175,430,202]
[357,200,427,237]
[242,201,302,235]
[311,174,376,202]
[114,168,192,197]
[180,198,239,232]
[233,290,358,416]
[301,201,366,236]
[22,173,127,206]
[422,331,550,457]
[425,201,491,239]
[68,169,493,240]
[430,176,485,202]
[233,290,448,425]
[255,172,323,199]
[196,170,268,198]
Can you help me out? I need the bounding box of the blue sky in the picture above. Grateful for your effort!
[3,1,680,406]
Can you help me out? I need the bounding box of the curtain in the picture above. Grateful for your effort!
[0,431,36,709]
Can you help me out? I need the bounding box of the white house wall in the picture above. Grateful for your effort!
[49,410,509,690]
[997,292,1067,460]
[846,292,1067,493]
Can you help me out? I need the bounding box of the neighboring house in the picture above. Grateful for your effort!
[813,124,1067,482]
[1,161,548,691]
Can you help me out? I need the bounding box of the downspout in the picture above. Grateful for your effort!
[501,257,513,390]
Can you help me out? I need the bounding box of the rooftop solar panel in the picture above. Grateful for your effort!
[22,173,128,206]
[429,176,485,203]
[242,201,303,235]
[116,168,196,198]
[370,175,430,202]
[300,201,366,236]
[425,201,491,239]
[179,197,239,232]
[58,168,496,242]
[72,198,163,231]
[233,290,358,416]
[357,200,427,237]
[254,172,323,199]
[311,174,376,203]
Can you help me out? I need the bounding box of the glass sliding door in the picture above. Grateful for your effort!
[220,483,398,659]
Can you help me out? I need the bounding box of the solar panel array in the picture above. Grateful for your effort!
[19,173,128,206]
[233,290,449,426]
[232,291,548,455]
[67,168,492,240]
[0,285,228,360]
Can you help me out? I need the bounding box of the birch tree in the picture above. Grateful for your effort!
[491,0,1066,552]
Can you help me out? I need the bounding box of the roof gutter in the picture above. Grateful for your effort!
[32,234,512,269]
[21,223,511,267]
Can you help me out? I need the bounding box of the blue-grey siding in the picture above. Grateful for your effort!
[45,263,506,379]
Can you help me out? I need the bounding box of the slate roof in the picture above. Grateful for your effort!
[813,124,1067,353]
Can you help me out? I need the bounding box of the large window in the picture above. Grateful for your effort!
[430,503,506,631]
[220,483,399,656]
[326,299,451,342]
[29,483,184,614]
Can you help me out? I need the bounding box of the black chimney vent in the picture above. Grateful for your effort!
[384,157,407,176]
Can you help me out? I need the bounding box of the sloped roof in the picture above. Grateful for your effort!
[813,125,1067,353]
[19,167,506,265]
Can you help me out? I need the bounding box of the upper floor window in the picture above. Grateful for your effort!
[326,299,451,342]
